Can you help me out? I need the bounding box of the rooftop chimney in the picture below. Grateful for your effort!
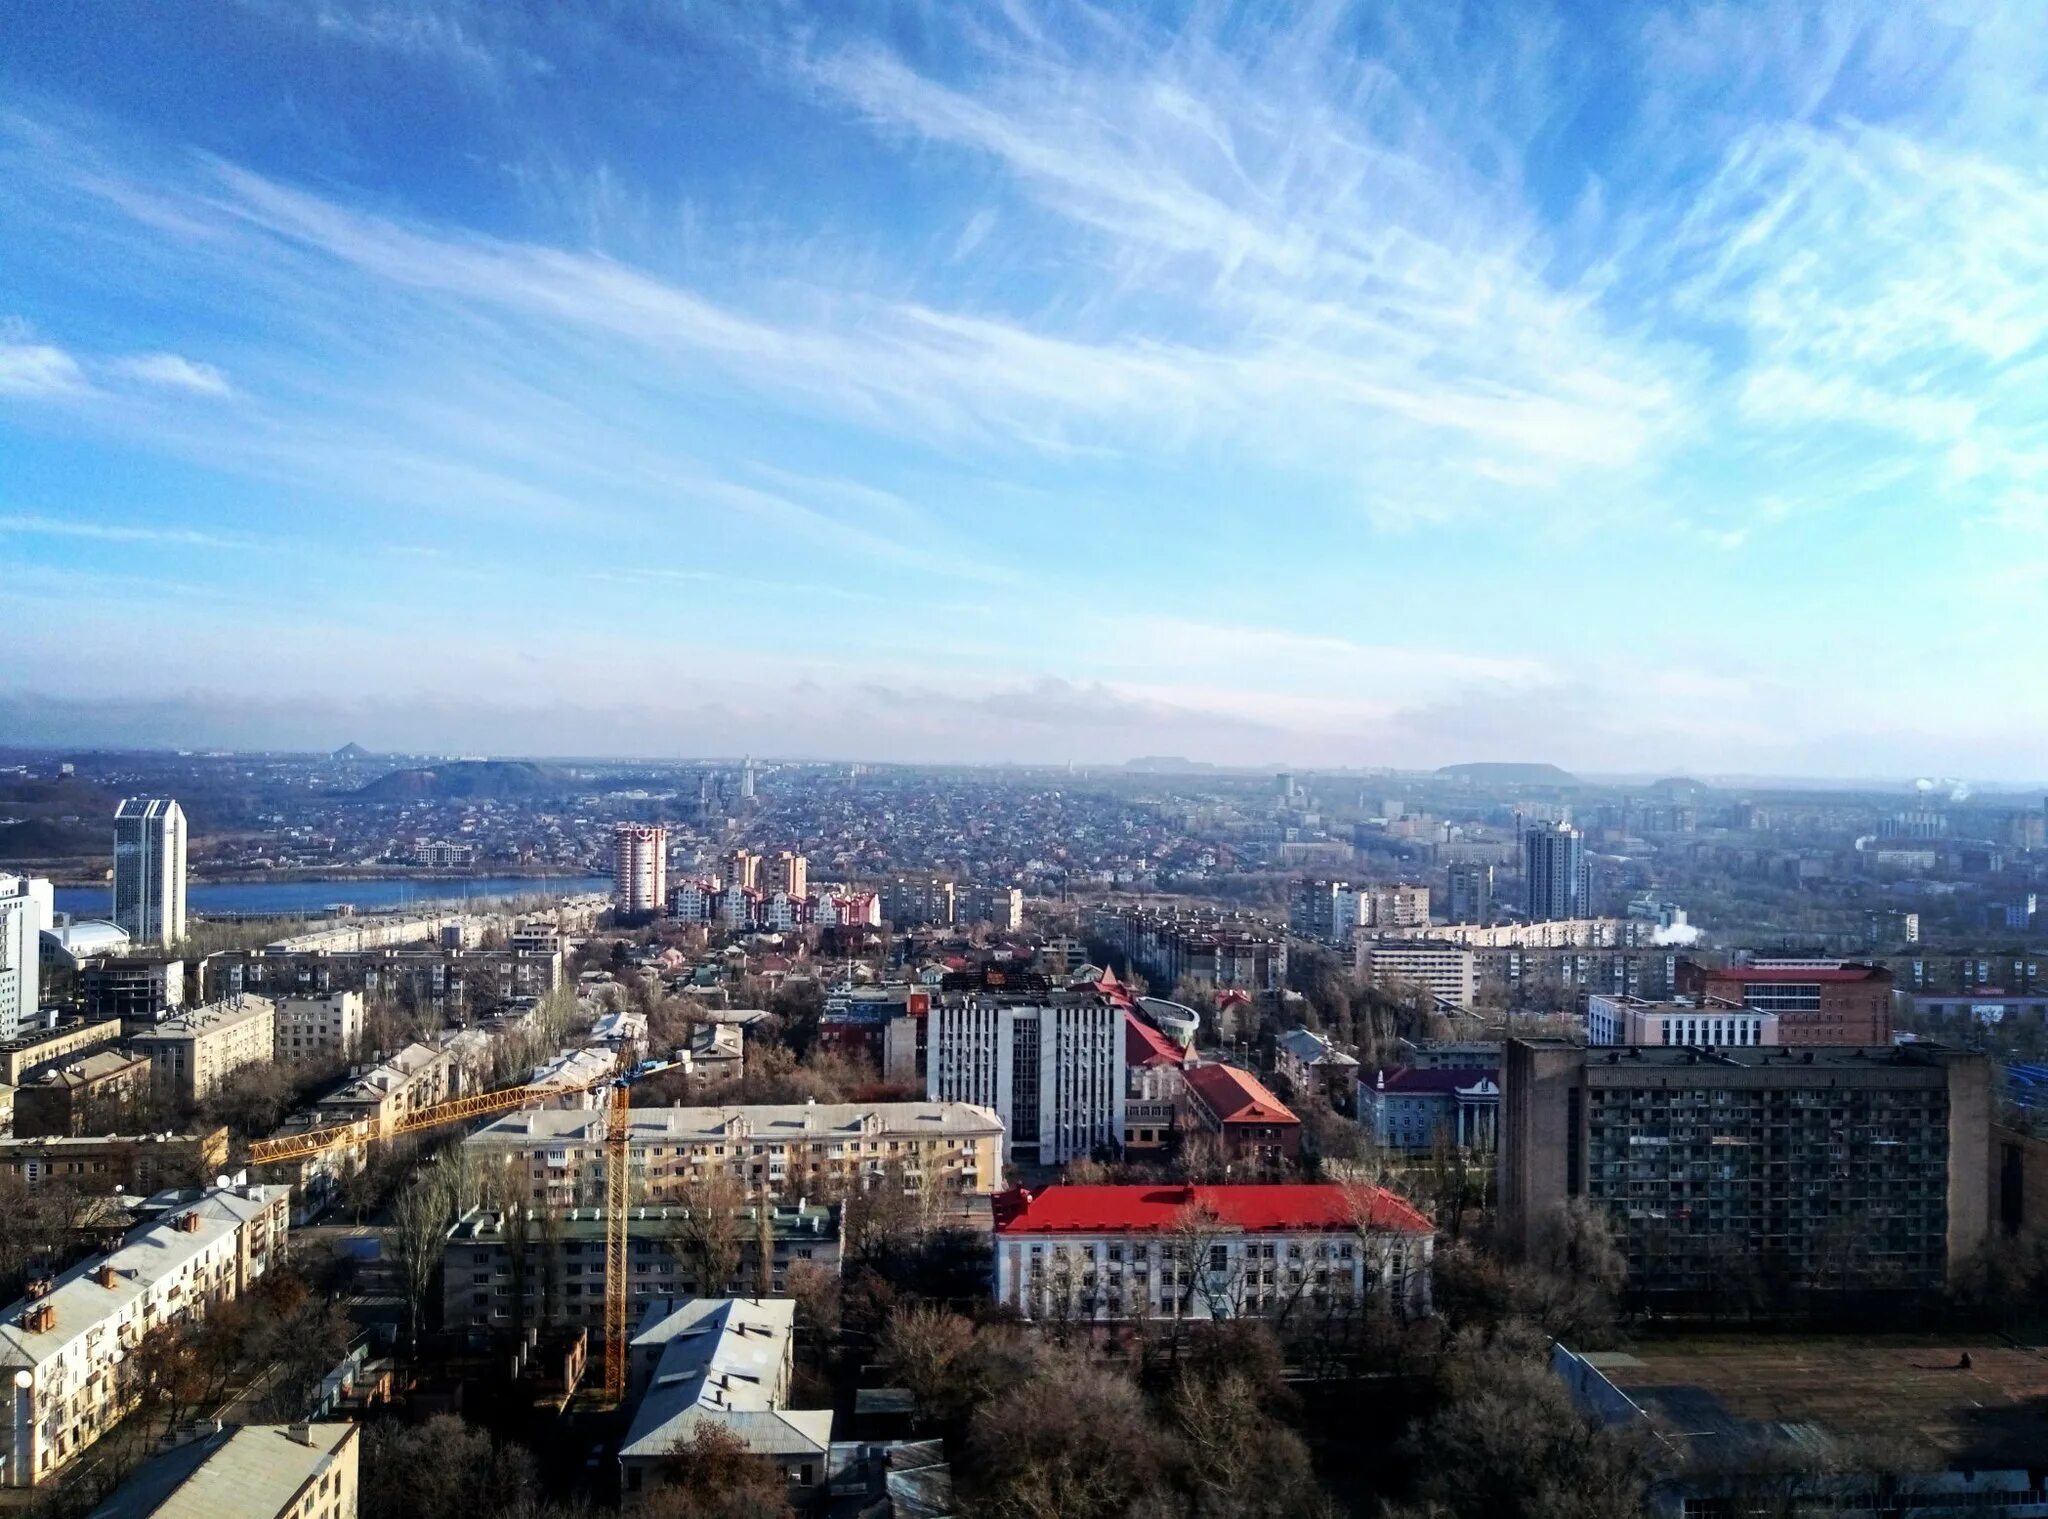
[95,1265,118,1290]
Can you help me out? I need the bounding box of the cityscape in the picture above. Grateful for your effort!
[8,4,2048,1519]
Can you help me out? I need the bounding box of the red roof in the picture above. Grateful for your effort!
[1181,1063,1298,1127]
[1124,1010,1187,1069]
[994,1183,1432,1236]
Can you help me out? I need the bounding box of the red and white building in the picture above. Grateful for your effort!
[1181,1062,1302,1164]
[992,1183,1433,1323]
[1124,1011,1189,1152]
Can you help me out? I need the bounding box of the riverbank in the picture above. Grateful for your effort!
[55,874,612,920]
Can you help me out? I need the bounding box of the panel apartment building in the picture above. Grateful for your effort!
[1500,1038,1991,1311]
[927,988,1124,1166]
[463,1101,1004,1208]
[1675,959,1894,1044]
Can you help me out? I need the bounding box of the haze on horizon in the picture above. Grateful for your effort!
[6,2,2047,780]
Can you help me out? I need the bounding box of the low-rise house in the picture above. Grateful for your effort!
[1181,1064,1301,1165]
[441,1200,842,1334]
[0,1182,291,1488]
[82,1421,358,1519]
[1358,1066,1500,1153]
[992,1183,1433,1324]
[617,1297,832,1504]
[1276,1027,1360,1112]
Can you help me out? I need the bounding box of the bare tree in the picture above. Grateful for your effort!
[671,1165,745,1294]
[962,1356,1165,1519]
[390,1171,460,1347]
[1170,1202,1246,1321]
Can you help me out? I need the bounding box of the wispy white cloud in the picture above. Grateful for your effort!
[109,351,234,396]
[0,341,90,398]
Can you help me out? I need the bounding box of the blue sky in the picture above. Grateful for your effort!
[3,1,2045,777]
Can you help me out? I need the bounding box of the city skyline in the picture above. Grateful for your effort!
[7,2,2048,775]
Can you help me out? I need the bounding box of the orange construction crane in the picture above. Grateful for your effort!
[245,1047,661,1406]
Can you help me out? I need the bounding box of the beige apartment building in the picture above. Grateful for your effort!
[0,1019,123,1087]
[463,1101,1004,1209]
[1355,943,1479,1009]
[0,1129,229,1194]
[129,994,277,1105]
[307,1041,457,1137]
[273,992,366,1062]
[0,1182,290,1488]
[96,1422,358,1519]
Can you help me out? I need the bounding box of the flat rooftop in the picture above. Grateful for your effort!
[1582,1337,2048,1468]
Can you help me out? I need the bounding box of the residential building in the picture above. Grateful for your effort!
[130,995,277,1105]
[14,1051,153,1138]
[992,1183,1434,1323]
[0,1181,290,1489]
[882,877,955,928]
[927,989,1123,1166]
[0,875,44,1042]
[1524,822,1589,922]
[1358,1067,1500,1152]
[1446,862,1494,926]
[1584,993,1779,1048]
[82,1422,358,1519]
[83,959,185,1030]
[684,1022,744,1084]
[1096,906,1288,992]
[273,992,366,1062]
[112,799,186,949]
[1364,884,1431,929]
[1675,959,1894,1044]
[1355,942,1478,1008]
[306,1041,457,1137]
[1181,1064,1301,1165]
[1276,1027,1360,1112]
[0,1018,122,1087]
[1916,991,2048,1024]
[1288,879,1361,943]
[616,1298,832,1503]
[720,849,760,891]
[462,1101,1003,1208]
[960,883,1024,931]
[611,824,668,915]
[1499,1038,1992,1309]
[442,1201,842,1333]
[1124,1012,1189,1152]
[0,1130,229,1194]
[764,851,808,899]
[207,944,561,1016]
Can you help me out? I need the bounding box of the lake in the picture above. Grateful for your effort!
[53,875,612,921]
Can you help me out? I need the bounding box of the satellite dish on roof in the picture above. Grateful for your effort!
[13,1370,31,1388]
[214,1175,231,1189]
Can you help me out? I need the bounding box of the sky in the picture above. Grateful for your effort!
[4,1,2047,778]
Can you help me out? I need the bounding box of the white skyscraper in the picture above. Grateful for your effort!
[0,873,44,1040]
[114,797,187,948]
[926,989,1125,1166]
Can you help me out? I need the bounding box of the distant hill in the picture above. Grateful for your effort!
[1123,756,1221,773]
[332,742,375,761]
[1435,762,1578,786]
[350,760,566,802]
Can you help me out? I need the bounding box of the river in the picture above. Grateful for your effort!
[53,875,612,921]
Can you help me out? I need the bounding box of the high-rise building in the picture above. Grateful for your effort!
[882,876,956,928]
[1499,1037,1990,1311]
[1446,862,1494,926]
[720,848,760,891]
[113,798,186,949]
[739,758,757,800]
[927,988,1124,1165]
[611,824,668,914]
[765,850,807,899]
[0,875,43,1042]
[1523,822,1588,922]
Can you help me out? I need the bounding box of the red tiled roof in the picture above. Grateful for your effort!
[1124,1010,1186,1069]
[993,1183,1432,1236]
[1182,1063,1299,1127]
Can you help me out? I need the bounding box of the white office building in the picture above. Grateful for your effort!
[113,798,186,949]
[0,876,48,1042]
[926,990,1124,1167]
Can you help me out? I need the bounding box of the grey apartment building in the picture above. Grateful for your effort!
[1500,1038,1991,1310]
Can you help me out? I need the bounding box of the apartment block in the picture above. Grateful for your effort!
[1499,1038,1991,1309]
[881,877,956,928]
[0,1018,122,1087]
[0,1129,229,1194]
[1095,906,1288,992]
[14,1051,153,1138]
[612,824,669,915]
[273,992,366,1062]
[84,1422,358,1519]
[1355,942,1478,1009]
[463,1101,1003,1209]
[442,1200,842,1333]
[1585,993,1780,1048]
[306,1041,457,1137]
[927,989,1123,1166]
[130,995,277,1105]
[992,1183,1434,1323]
[0,1182,290,1488]
[1675,959,1894,1044]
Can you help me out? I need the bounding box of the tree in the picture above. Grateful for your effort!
[361,1416,539,1519]
[390,1171,460,1347]
[1164,1365,1333,1518]
[1170,1201,1245,1321]
[641,1423,792,1519]
[880,1303,976,1419]
[672,1165,745,1294]
[961,1357,1165,1519]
